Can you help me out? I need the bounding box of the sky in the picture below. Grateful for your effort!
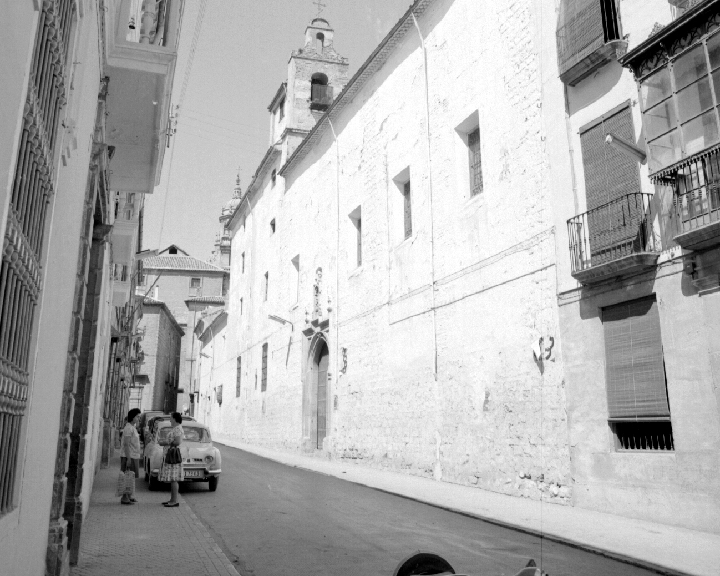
[144,0,414,260]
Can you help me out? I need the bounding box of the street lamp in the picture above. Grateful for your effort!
[268,314,293,330]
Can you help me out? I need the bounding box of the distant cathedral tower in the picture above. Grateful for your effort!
[268,17,349,161]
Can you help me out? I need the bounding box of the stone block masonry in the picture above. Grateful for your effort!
[202,0,572,507]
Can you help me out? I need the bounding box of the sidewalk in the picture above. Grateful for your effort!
[70,456,239,576]
[217,437,720,576]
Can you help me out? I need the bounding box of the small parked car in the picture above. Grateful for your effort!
[145,421,221,492]
[144,414,196,446]
[137,411,163,447]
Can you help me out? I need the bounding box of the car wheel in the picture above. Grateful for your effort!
[148,474,160,491]
[208,476,219,492]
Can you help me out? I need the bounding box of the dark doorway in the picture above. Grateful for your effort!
[316,342,329,449]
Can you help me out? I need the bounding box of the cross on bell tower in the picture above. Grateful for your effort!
[313,0,326,17]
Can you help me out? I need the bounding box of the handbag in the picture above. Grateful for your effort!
[165,445,182,465]
[115,472,126,497]
[124,470,135,496]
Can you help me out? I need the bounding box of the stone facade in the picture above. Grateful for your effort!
[141,247,225,412]
[197,0,572,506]
[137,299,184,412]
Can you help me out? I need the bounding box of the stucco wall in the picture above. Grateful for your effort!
[543,0,720,533]
[0,1,111,572]
[138,304,182,412]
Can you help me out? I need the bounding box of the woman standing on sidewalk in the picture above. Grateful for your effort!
[159,412,184,508]
[120,408,142,505]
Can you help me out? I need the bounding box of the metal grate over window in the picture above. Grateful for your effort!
[0,0,76,516]
[403,181,412,240]
[468,128,483,196]
[236,356,241,397]
[261,343,268,392]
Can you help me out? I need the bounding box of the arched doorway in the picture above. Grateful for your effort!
[314,341,329,449]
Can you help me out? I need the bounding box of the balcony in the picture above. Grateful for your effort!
[556,0,627,86]
[672,153,720,250]
[568,193,660,284]
[103,0,184,194]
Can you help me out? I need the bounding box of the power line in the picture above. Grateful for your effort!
[182,107,267,130]
[177,130,259,152]
[180,115,265,138]
[178,0,209,109]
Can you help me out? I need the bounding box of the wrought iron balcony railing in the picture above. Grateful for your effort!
[672,150,720,250]
[567,193,659,283]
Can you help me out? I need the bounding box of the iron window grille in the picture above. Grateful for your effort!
[236,357,241,397]
[1,0,77,516]
[611,421,674,451]
[468,128,483,196]
[403,181,412,240]
[261,343,268,392]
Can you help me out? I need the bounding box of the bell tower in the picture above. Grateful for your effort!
[270,17,349,160]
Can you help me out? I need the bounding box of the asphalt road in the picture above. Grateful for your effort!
[180,444,660,576]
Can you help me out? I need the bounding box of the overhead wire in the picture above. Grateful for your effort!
[157,0,209,247]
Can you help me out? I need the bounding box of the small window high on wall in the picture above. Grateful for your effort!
[261,343,268,392]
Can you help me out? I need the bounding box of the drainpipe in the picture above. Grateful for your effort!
[329,117,341,439]
[412,13,439,380]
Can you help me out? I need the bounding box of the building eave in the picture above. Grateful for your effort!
[228,142,282,229]
[267,82,287,112]
[619,0,720,75]
[279,0,434,178]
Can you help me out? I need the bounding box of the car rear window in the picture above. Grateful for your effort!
[157,426,211,443]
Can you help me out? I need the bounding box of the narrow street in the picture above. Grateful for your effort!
[180,445,659,576]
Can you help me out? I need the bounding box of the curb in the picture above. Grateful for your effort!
[215,438,702,576]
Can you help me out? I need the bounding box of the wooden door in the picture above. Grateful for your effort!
[316,343,329,449]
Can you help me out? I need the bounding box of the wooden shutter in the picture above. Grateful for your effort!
[602,296,671,421]
[557,0,622,81]
[403,181,412,239]
[580,105,642,262]
[261,343,268,392]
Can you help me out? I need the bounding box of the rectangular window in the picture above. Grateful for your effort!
[261,343,268,392]
[278,98,285,121]
[468,128,483,196]
[236,356,242,397]
[242,252,245,273]
[403,180,412,239]
[348,206,362,268]
[291,255,300,303]
[579,105,643,264]
[264,272,269,301]
[640,31,720,173]
[240,297,243,315]
[190,277,202,296]
[602,296,674,451]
